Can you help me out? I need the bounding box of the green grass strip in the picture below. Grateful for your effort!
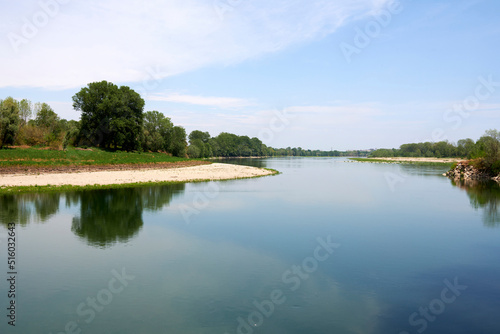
[0,147,189,167]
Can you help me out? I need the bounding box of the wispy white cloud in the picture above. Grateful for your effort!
[166,102,389,146]
[0,0,393,90]
[149,93,254,109]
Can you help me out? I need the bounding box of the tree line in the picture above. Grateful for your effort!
[187,130,369,158]
[0,81,189,156]
[1,80,370,158]
[0,97,72,149]
[370,130,500,173]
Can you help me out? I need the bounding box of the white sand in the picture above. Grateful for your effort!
[0,163,275,187]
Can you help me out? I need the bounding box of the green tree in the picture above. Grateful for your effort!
[0,97,20,148]
[34,103,59,128]
[19,99,33,126]
[169,126,187,157]
[110,86,144,151]
[63,120,80,148]
[187,143,202,158]
[457,138,475,158]
[188,130,212,158]
[475,130,500,174]
[189,130,210,144]
[213,132,238,157]
[72,81,144,150]
[33,102,63,145]
[142,110,173,152]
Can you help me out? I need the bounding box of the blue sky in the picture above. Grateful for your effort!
[1,0,499,150]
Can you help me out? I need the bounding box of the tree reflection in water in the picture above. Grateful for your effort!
[0,183,185,247]
[0,192,61,226]
[451,180,500,227]
[72,184,185,247]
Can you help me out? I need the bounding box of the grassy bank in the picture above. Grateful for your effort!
[349,157,456,167]
[0,147,188,168]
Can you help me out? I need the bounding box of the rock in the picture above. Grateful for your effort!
[446,160,499,182]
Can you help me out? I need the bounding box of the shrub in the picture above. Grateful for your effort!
[18,125,45,146]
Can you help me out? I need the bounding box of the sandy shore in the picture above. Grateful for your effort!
[0,163,275,187]
[358,157,464,163]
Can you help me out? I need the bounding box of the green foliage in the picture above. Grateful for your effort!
[371,130,500,175]
[187,143,201,158]
[457,138,475,158]
[18,99,33,126]
[371,141,464,158]
[0,97,21,148]
[18,125,46,146]
[187,130,213,158]
[34,103,58,128]
[34,102,63,146]
[350,157,454,166]
[185,129,368,158]
[63,120,80,149]
[169,126,187,157]
[479,130,500,169]
[72,81,144,151]
[142,110,173,152]
[189,130,210,144]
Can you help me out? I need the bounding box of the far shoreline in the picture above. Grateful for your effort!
[349,157,463,164]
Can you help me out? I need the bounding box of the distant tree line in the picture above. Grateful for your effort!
[1,80,370,158]
[187,130,370,158]
[370,130,500,174]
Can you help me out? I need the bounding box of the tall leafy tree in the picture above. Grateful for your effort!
[475,130,500,173]
[34,102,62,144]
[18,99,33,126]
[72,81,144,150]
[35,103,59,128]
[188,130,212,158]
[457,138,475,158]
[63,120,81,148]
[142,110,173,152]
[169,126,187,157]
[110,86,145,151]
[0,97,20,148]
[188,130,210,144]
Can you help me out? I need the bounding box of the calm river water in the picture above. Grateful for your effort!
[1,157,499,334]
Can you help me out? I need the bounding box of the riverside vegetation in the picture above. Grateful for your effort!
[1,81,498,177]
[1,80,368,164]
[367,129,500,181]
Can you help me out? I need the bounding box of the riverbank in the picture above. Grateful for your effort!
[0,163,278,194]
[445,161,500,183]
[349,157,463,165]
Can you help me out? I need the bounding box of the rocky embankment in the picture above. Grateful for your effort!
[445,161,500,183]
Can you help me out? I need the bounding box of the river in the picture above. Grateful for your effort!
[1,157,499,334]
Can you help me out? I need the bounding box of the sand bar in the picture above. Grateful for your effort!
[357,157,463,163]
[0,163,275,187]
